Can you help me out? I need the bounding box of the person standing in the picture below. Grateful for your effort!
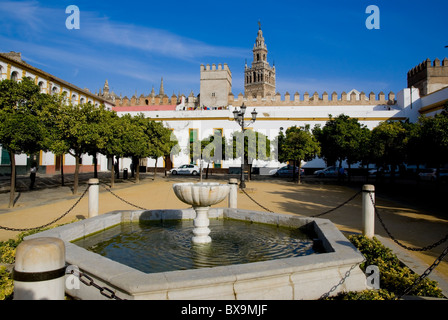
[30,162,38,190]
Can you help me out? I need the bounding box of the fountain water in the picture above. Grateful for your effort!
[172,182,230,244]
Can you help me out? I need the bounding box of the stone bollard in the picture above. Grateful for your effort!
[13,237,66,300]
[88,178,99,218]
[362,184,375,238]
[228,178,238,209]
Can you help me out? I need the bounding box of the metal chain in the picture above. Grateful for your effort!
[240,188,275,213]
[370,193,448,252]
[312,190,361,217]
[0,185,89,232]
[101,183,147,210]
[68,269,126,300]
[396,244,448,299]
[319,258,366,299]
[240,186,361,218]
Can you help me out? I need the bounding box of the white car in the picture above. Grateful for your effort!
[169,164,201,175]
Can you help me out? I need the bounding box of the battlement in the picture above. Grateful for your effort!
[407,58,448,77]
[200,63,230,72]
[115,89,396,108]
[407,58,448,96]
[228,90,396,106]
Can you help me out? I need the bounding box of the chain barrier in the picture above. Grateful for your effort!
[369,192,448,298]
[0,185,89,232]
[240,188,275,213]
[67,268,126,300]
[311,190,361,218]
[319,257,366,300]
[101,183,148,210]
[396,244,448,299]
[369,193,448,252]
[240,186,361,218]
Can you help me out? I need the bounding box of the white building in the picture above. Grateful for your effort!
[0,51,114,176]
[1,24,448,176]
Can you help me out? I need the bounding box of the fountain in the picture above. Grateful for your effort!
[172,182,229,244]
[24,182,368,300]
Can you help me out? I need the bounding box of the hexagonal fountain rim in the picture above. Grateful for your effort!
[25,208,367,300]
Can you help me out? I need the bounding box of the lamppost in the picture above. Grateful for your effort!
[233,103,257,189]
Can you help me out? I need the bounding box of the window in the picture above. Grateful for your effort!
[38,81,45,93]
[189,128,198,143]
[189,128,198,164]
[1,147,10,165]
[10,71,19,81]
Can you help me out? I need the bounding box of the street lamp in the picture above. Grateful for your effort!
[233,103,257,189]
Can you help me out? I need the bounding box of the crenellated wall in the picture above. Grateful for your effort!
[228,90,396,106]
[407,57,448,96]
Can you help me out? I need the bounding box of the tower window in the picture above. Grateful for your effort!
[257,54,260,61]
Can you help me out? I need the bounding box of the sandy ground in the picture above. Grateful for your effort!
[1,173,447,287]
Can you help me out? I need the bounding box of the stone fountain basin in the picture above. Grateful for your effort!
[25,208,367,300]
[172,182,230,207]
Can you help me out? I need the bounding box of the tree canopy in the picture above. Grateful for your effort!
[0,78,49,207]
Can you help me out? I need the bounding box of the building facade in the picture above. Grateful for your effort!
[0,51,114,175]
[2,22,448,176]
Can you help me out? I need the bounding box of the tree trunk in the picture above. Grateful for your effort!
[348,163,352,182]
[297,160,302,184]
[292,160,297,184]
[73,155,80,194]
[60,155,65,186]
[8,150,15,208]
[135,158,140,183]
[93,154,98,178]
[153,158,157,180]
[110,157,115,188]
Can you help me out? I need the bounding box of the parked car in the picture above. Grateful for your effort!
[369,165,402,177]
[269,165,304,177]
[418,168,448,181]
[314,166,346,178]
[169,164,201,175]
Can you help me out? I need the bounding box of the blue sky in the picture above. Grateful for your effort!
[0,0,447,99]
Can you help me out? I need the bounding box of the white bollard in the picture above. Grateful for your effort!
[88,178,99,218]
[13,237,66,300]
[228,178,238,209]
[362,184,375,238]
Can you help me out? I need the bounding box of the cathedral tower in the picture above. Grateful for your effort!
[244,22,276,98]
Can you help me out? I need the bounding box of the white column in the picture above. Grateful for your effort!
[192,207,212,244]
[13,237,66,300]
[228,178,238,209]
[362,184,375,238]
[88,178,99,218]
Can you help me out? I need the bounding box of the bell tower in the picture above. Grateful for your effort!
[244,22,276,99]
